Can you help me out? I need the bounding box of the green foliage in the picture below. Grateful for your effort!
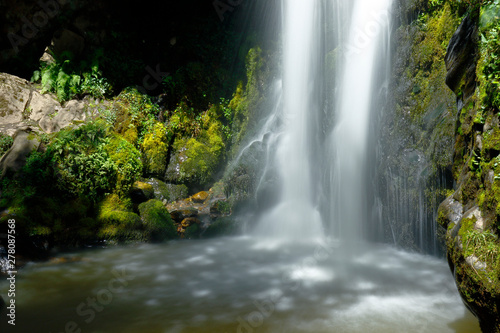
[166,101,202,138]
[0,133,13,156]
[105,134,143,195]
[32,49,112,101]
[174,121,225,185]
[108,88,159,146]
[228,47,270,155]
[97,194,144,242]
[141,122,169,176]
[478,5,500,110]
[49,121,117,201]
[138,199,178,241]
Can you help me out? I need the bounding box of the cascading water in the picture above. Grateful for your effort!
[255,0,393,243]
[328,0,393,243]
[253,0,323,240]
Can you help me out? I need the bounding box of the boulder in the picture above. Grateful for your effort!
[437,194,463,230]
[0,73,32,132]
[138,199,177,242]
[39,100,87,133]
[144,178,170,201]
[191,191,209,203]
[0,73,92,135]
[170,208,198,223]
[130,181,155,204]
[180,217,201,228]
[165,183,188,202]
[0,130,40,177]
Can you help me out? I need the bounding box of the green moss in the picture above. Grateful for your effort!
[138,199,177,242]
[175,120,225,185]
[105,134,143,195]
[97,194,143,242]
[141,122,169,176]
[166,184,188,202]
[109,88,159,145]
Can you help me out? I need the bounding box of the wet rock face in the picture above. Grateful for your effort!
[444,13,478,105]
[440,11,500,332]
[0,130,39,177]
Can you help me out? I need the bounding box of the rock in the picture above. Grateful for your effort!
[444,12,479,104]
[144,178,170,201]
[461,206,487,232]
[166,184,188,202]
[180,217,201,228]
[170,208,198,223]
[130,181,155,204]
[210,200,231,218]
[138,199,177,242]
[0,73,91,135]
[164,147,186,183]
[437,194,463,229]
[184,224,201,239]
[0,130,40,177]
[191,191,209,203]
[39,100,87,133]
[0,73,32,129]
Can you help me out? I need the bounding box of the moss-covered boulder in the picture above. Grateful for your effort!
[97,194,143,242]
[130,181,155,204]
[191,191,209,203]
[144,178,171,202]
[138,199,177,242]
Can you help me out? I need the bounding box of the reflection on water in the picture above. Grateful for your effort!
[0,237,480,333]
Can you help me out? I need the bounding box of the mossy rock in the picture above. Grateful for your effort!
[191,191,209,203]
[145,178,170,201]
[166,183,188,202]
[97,194,143,242]
[202,217,239,238]
[138,199,177,242]
[130,181,155,204]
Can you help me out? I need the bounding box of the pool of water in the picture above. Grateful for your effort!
[0,237,480,333]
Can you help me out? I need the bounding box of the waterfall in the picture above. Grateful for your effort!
[253,0,393,243]
[327,0,393,243]
[253,0,323,240]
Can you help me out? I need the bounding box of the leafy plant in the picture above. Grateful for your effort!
[0,134,13,156]
[32,49,112,101]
